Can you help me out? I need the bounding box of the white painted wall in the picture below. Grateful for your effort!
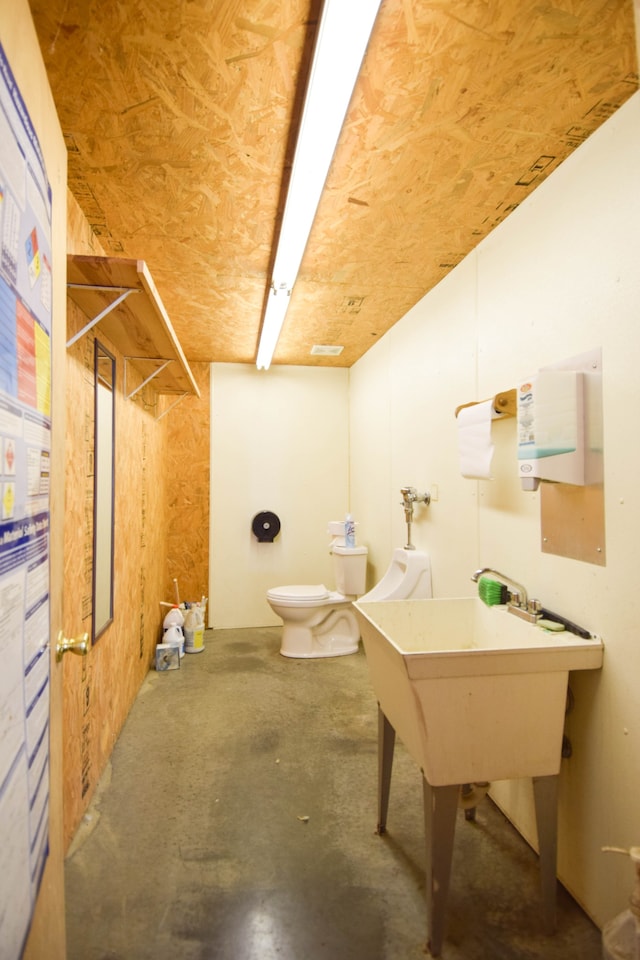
[349,92,640,927]
[208,94,639,929]
[209,363,350,627]
[350,256,481,596]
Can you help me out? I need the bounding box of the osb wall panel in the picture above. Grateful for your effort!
[31,0,318,363]
[276,1,639,365]
[63,191,172,847]
[165,363,210,608]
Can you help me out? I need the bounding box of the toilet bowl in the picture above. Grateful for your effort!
[267,544,368,659]
[359,547,432,602]
[267,584,364,659]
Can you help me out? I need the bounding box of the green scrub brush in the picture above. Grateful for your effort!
[477,576,510,606]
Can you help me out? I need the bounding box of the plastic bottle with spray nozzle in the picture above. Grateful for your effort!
[344,513,356,549]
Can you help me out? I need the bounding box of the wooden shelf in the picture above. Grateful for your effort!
[66,255,200,398]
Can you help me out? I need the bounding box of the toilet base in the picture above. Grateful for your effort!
[279,606,361,659]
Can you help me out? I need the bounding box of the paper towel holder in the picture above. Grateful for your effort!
[455,389,516,419]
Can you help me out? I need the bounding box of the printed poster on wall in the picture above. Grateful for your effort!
[0,42,53,960]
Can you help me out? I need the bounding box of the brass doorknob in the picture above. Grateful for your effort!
[56,630,90,662]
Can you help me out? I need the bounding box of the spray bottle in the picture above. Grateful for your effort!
[344,513,356,548]
[602,846,640,960]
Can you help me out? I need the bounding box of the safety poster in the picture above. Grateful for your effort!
[0,42,53,960]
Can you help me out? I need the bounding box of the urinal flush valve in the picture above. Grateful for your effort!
[400,486,431,515]
[400,486,431,549]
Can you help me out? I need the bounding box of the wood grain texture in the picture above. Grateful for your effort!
[165,363,211,607]
[31,0,638,367]
[63,295,176,846]
[63,188,208,845]
[67,255,200,395]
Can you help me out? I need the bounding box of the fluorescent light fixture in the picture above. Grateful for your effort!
[256,284,290,370]
[256,0,381,370]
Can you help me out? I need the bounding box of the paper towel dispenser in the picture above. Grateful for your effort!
[516,349,603,491]
[517,371,584,490]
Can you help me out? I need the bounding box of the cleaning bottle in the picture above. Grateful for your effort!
[602,846,640,960]
[193,601,205,652]
[163,605,185,657]
[345,513,356,548]
[183,605,197,654]
[163,605,184,632]
[163,625,184,658]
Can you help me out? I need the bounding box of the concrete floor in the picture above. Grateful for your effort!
[65,627,602,959]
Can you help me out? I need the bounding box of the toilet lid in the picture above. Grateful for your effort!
[268,584,330,602]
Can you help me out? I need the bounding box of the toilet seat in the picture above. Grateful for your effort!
[267,584,330,604]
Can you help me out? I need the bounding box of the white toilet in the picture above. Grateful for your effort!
[266,542,432,659]
[267,544,369,659]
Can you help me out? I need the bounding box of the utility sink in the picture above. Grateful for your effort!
[353,597,604,787]
[353,596,604,955]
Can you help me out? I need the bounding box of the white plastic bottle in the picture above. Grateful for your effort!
[345,513,356,548]
[163,625,184,658]
[183,606,197,654]
[193,602,205,652]
[163,605,185,657]
[163,605,184,631]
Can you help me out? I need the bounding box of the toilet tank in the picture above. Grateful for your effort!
[332,545,368,596]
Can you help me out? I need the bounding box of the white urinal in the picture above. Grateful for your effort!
[359,547,432,602]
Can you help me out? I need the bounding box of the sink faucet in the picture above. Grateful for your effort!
[471,568,541,623]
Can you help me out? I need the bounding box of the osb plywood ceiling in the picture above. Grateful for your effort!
[30,0,637,367]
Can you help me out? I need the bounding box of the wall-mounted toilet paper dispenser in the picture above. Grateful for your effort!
[252,511,281,543]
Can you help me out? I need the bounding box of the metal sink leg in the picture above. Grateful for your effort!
[423,778,459,957]
[533,774,559,934]
[377,706,396,834]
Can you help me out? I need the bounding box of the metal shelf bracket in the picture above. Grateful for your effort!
[66,283,140,348]
[124,356,173,400]
[155,392,188,421]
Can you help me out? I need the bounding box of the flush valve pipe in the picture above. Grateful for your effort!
[400,486,431,550]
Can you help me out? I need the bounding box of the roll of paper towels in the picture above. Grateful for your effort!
[457,400,497,480]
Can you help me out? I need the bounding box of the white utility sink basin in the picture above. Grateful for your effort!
[354,597,604,786]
